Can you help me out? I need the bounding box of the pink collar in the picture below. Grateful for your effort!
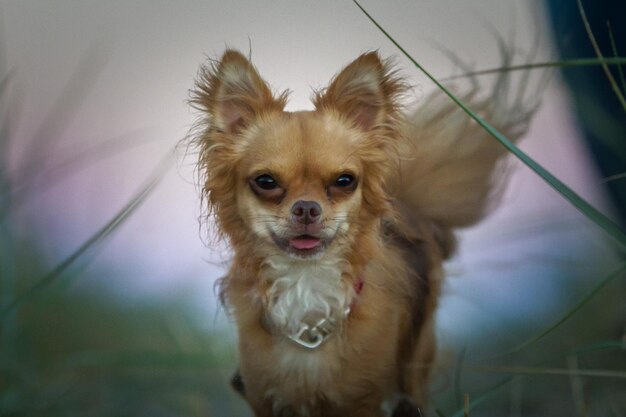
[354,276,364,295]
[349,276,364,315]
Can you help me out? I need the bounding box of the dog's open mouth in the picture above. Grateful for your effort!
[289,235,322,251]
[270,231,328,257]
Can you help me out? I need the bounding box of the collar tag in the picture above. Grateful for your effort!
[287,319,331,349]
[282,276,364,350]
[286,306,351,349]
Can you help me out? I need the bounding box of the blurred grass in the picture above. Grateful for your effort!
[0,51,247,417]
[0,151,173,320]
[1,254,245,417]
[576,0,626,112]
[1,3,625,417]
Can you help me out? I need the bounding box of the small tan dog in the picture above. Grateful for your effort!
[191,50,535,417]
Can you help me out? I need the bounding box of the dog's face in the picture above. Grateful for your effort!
[236,112,366,258]
[192,51,404,258]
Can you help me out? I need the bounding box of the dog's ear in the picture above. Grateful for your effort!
[314,52,404,131]
[192,50,286,133]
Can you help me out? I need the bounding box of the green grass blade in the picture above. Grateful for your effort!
[440,57,626,82]
[60,350,221,370]
[607,22,626,97]
[0,70,18,356]
[460,364,626,379]
[448,340,624,417]
[0,69,15,175]
[352,0,626,249]
[454,347,467,409]
[0,151,174,320]
[482,262,626,359]
[577,0,626,112]
[567,340,625,355]
[15,44,107,181]
[603,172,626,183]
[0,70,12,100]
[5,129,155,207]
[463,395,470,417]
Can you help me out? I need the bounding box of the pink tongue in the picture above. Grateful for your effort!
[290,236,321,250]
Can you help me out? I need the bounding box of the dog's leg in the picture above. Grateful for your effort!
[405,318,436,405]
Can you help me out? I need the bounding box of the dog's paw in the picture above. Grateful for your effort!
[230,369,245,397]
[391,398,424,417]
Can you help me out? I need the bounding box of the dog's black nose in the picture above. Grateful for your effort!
[291,200,322,224]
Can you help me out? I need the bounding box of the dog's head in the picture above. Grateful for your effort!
[192,50,405,259]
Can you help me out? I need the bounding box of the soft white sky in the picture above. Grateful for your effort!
[1,0,619,344]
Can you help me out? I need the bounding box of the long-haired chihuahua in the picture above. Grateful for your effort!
[190,50,536,417]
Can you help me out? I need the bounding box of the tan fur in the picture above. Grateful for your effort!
[190,49,536,417]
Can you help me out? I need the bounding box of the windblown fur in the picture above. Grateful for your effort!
[190,49,537,417]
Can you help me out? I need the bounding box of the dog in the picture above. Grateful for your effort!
[190,49,536,417]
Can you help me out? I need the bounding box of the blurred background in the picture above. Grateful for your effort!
[0,0,624,416]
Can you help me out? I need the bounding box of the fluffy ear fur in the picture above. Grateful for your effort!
[190,50,287,242]
[313,51,405,131]
[191,50,287,133]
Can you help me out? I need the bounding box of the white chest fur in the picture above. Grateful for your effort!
[261,255,355,341]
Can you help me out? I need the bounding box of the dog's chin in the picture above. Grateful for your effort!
[269,231,333,259]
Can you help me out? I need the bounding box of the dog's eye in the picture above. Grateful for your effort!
[335,174,355,188]
[328,173,358,199]
[250,174,285,203]
[254,174,278,190]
